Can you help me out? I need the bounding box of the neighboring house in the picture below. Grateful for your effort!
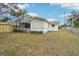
[16,16,59,33]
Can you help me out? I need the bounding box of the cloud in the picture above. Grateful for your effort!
[59,3,79,10]
[46,18,57,22]
[49,3,79,10]
[18,5,25,9]
[27,13,38,17]
[18,4,30,9]
[59,13,71,17]
[49,3,58,6]
[49,3,54,6]
[48,14,53,17]
[25,4,30,7]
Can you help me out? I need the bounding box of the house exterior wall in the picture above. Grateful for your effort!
[48,24,58,31]
[30,19,45,32]
[30,19,58,33]
[43,21,49,33]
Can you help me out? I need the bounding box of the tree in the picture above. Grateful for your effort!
[1,17,10,22]
[67,10,77,28]
[0,3,28,22]
[0,3,18,22]
[74,18,79,28]
[67,10,79,28]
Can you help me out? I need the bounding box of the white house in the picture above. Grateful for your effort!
[17,16,59,33]
[48,21,59,32]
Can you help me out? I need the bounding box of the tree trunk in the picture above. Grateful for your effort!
[71,19,74,28]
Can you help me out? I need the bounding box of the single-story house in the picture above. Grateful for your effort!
[16,16,59,33]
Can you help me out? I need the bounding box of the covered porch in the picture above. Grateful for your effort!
[16,22,30,32]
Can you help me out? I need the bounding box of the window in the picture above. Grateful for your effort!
[52,24,55,27]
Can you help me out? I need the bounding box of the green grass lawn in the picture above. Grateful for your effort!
[0,29,79,56]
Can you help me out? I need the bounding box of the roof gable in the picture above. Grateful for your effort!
[20,16,59,25]
[20,16,48,23]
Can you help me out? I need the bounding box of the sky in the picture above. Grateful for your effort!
[1,3,79,25]
[21,3,79,25]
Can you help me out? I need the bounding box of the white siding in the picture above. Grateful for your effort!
[30,19,45,32]
[30,19,58,33]
[43,22,49,33]
[48,24,58,31]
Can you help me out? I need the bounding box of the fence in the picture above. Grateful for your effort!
[65,27,79,33]
[0,22,15,32]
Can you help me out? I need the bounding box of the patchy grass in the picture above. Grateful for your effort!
[0,29,79,56]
